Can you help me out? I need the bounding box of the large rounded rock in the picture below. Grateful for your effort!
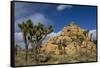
[66,42,78,56]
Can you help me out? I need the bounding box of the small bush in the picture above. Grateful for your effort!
[37,53,51,62]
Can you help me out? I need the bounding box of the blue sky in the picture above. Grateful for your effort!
[14,2,97,33]
[14,2,97,48]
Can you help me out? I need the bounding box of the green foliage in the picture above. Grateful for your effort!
[58,38,69,49]
[57,38,70,55]
[37,54,51,62]
[18,19,54,64]
[16,20,96,65]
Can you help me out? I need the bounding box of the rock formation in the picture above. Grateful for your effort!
[41,22,96,59]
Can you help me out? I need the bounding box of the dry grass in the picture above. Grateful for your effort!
[15,49,96,66]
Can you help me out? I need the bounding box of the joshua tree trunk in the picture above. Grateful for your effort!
[35,41,42,64]
[32,41,38,64]
[25,43,28,64]
[23,35,28,64]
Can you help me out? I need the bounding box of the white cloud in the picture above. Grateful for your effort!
[15,32,25,49]
[88,29,96,41]
[15,13,54,32]
[15,32,23,43]
[57,5,72,11]
[42,31,61,44]
[15,31,62,48]
[15,13,54,49]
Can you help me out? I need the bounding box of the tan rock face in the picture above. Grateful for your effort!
[41,43,60,55]
[41,22,96,57]
[80,40,96,54]
[66,42,78,56]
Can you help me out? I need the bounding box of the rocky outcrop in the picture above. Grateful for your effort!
[41,22,96,57]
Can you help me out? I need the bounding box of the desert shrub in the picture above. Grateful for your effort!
[37,53,51,63]
[58,56,68,63]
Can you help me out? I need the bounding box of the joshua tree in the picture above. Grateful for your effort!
[18,19,54,64]
[18,21,30,64]
[31,23,53,63]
